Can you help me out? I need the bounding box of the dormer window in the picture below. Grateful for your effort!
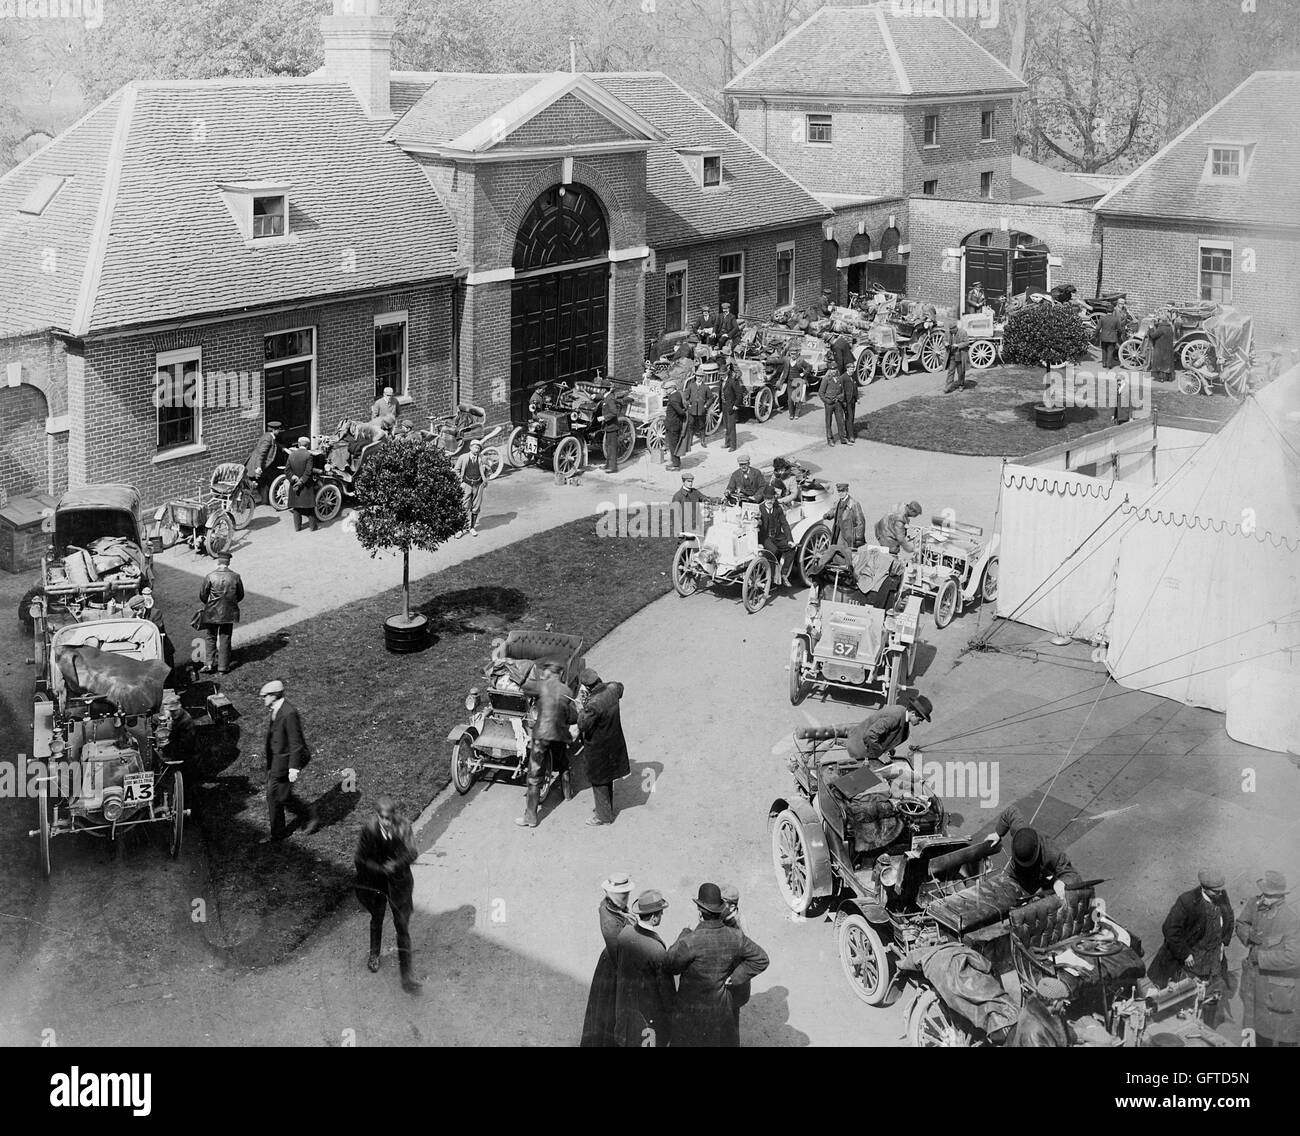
[218,181,293,245]
[703,154,722,188]
[253,195,286,239]
[1203,143,1253,182]
[677,148,725,191]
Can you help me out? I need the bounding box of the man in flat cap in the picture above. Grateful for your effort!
[874,500,922,555]
[614,889,674,1047]
[819,366,846,446]
[197,550,244,674]
[725,454,766,503]
[665,883,770,1047]
[576,667,629,827]
[814,287,835,320]
[985,804,1083,904]
[670,471,707,537]
[1149,869,1234,1025]
[1007,975,1072,1047]
[285,436,319,532]
[258,679,320,843]
[354,797,422,994]
[845,693,932,779]
[719,357,743,452]
[1237,870,1298,1047]
[720,885,751,1029]
[825,482,867,551]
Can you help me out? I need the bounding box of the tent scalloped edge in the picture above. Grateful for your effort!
[1000,472,1122,499]
[1119,502,1300,551]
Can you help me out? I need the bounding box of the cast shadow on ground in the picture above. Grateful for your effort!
[476,511,518,532]
[909,640,939,679]
[616,760,665,812]
[416,585,528,636]
[746,985,811,1047]
[1014,399,1099,426]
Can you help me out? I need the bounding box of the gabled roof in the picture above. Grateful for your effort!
[0,79,461,338]
[590,72,829,246]
[387,71,663,152]
[725,5,1027,100]
[1095,72,1300,229]
[1011,156,1104,204]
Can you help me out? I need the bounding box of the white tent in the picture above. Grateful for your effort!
[996,369,1300,751]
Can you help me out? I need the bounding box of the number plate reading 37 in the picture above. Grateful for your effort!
[122,773,154,806]
[831,633,859,659]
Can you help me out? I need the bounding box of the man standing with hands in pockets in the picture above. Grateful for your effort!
[258,679,320,843]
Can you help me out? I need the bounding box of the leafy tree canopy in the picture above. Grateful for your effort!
[1001,301,1093,367]
[353,436,466,557]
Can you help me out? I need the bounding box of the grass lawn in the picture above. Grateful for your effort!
[860,364,1238,458]
[193,515,677,966]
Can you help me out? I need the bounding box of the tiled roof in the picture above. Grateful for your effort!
[590,72,829,246]
[387,72,552,146]
[1011,156,1103,204]
[0,79,460,337]
[1094,72,1300,228]
[725,5,1027,100]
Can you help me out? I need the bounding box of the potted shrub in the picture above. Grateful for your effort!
[1001,301,1093,429]
[352,436,466,652]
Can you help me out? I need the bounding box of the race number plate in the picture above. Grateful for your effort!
[831,632,860,659]
[122,772,154,807]
[524,435,538,454]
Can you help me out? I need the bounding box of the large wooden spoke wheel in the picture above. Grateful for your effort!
[672,540,700,597]
[771,809,815,915]
[919,329,948,373]
[836,912,896,1006]
[967,340,998,370]
[1118,337,1149,370]
[552,435,584,477]
[907,988,974,1047]
[742,556,773,613]
[795,523,831,587]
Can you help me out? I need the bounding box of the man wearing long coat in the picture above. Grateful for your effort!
[580,874,635,1046]
[665,883,769,1047]
[259,679,319,841]
[683,372,709,452]
[244,420,280,502]
[285,437,318,532]
[819,369,846,446]
[516,663,577,828]
[614,890,675,1047]
[1147,315,1175,383]
[198,551,244,674]
[825,483,867,550]
[577,668,630,827]
[1148,869,1234,1024]
[719,364,742,452]
[1236,871,1299,1046]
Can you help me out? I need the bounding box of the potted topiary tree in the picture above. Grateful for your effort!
[352,435,466,652]
[1001,301,1094,429]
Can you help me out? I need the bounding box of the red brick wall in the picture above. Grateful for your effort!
[1100,218,1298,351]
[503,95,634,148]
[0,385,48,499]
[734,97,1013,200]
[644,223,824,343]
[907,196,1102,312]
[78,284,454,508]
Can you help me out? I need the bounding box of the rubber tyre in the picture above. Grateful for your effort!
[645,417,666,457]
[672,540,699,597]
[169,771,184,859]
[228,486,256,530]
[480,446,505,481]
[206,513,235,557]
[38,776,51,879]
[506,427,529,469]
[552,435,583,477]
[314,484,343,523]
[796,523,831,587]
[742,556,773,614]
[880,349,902,380]
[771,809,815,915]
[968,340,997,370]
[907,988,974,1047]
[753,386,774,423]
[1176,370,1203,396]
[981,557,999,603]
[156,522,181,550]
[705,395,724,436]
[1118,337,1148,370]
[789,637,808,706]
[856,350,878,385]
[837,912,896,1006]
[934,577,959,628]
[1180,339,1214,372]
[269,475,290,511]
[920,330,947,373]
[451,737,476,795]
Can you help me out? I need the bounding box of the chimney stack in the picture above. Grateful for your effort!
[321,0,396,118]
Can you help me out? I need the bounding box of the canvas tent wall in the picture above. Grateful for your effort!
[995,368,1300,751]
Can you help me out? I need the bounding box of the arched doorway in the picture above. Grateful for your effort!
[867,226,906,293]
[820,239,841,306]
[847,233,870,299]
[960,229,1049,308]
[509,184,610,422]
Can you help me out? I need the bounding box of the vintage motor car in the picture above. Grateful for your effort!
[447,630,586,800]
[28,616,229,877]
[505,377,636,476]
[788,561,923,705]
[899,515,1000,629]
[768,729,1213,1046]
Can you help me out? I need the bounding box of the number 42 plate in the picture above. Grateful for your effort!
[122,772,154,806]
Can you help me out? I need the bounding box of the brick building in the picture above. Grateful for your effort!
[1096,71,1300,350]
[726,4,1025,305]
[0,0,826,506]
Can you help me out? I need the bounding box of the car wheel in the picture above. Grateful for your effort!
[837,911,897,1006]
[907,988,974,1047]
[796,523,831,587]
[884,652,902,706]
[1177,370,1204,396]
[742,556,773,613]
[968,340,997,370]
[789,637,808,706]
[480,446,505,481]
[981,557,999,603]
[169,771,185,859]
[934,577,959,628]
[920,330,948,373]
[451,737,476,795]
[753,386,774,423]
[506,427,529,469]
[880,348,902,380]
[771,809,815,916]
[37,776,51,879]
[672,540,699,597]
[268,475,290,511]
[228,486,256,530]
[1180,338,1215,373]
[856,349,878,385]
[314,484,343,523]
[206,513,235,556]
[552,435,583,476]
[645,416,666,457]
[705,395,724,436]
[1118,337,1148,370]
[615,416,637,464]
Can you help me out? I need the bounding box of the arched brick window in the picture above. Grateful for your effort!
[513,184,609,271]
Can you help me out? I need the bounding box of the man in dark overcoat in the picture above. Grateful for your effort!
[663,380,687,471]
[1237,870,1299,1047]
[614,889,675,1047]
[819,368,846,446]
[354,797,422,994]
[985,804,1083,903]
[788,356,814,419]
[580,872,635,1046]
[757,487,795,585]
[840,360,859,443]
[576,667,629,827]
[258,679,319,843]
[670,472,707,537]
[1148,868,1234,1026]
[600,385,623,473]
[683,371,709,452]
[720,884,750,1029]
[244,420,281,502]
[716,302,740,348]
[198,551,244,674]
[719,363,743,452]
[825,482,867,550]
[1097,306,1123,368]
[285,436,318,532]
[1147,313,1175,383]
[516,662,577,829]
[664,883,770,1047]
